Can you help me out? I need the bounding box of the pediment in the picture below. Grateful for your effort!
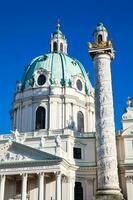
[121,125,133,136]
[0,141,61,164]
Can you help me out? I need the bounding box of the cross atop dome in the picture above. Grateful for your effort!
[56,18,61,31]
[49,20,68,54]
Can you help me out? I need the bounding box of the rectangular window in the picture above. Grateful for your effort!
[73,147,81,159]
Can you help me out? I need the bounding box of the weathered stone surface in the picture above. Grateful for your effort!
[95,193,124,200]
[94,54,119,190]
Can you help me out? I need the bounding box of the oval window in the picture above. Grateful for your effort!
[76,79,82,91]
[37,74,46,86]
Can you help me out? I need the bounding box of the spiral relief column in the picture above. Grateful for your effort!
[88,23,123,200]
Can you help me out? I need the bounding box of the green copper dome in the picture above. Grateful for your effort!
[20,53,91,93]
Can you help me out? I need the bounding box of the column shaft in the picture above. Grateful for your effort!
[56,172,61,200]
[126,176,133,200]
[21,173,27,200]
[38,172,44,200]
[68,176,75,200]
[94,55,120,192]
[88,23,123,199]
[0,175,6,200]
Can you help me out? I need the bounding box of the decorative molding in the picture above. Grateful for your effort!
[126,176,133,183]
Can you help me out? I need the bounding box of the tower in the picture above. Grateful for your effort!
[49,20,67,54]
[88,23,123,200]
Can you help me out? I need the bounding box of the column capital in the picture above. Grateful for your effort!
[20,173,28,177]
[62,175,67,183]
[0,174,5,179]
[55,171,61,177]
[126,176,133,183]
[38,172,44,176]
[67,175,75,183]
[85,177,94,184]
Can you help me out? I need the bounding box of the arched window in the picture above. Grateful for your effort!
[74,182,83,200]
[53,42,58,52]
[35,107,46,129]
[60,43,63,52]
[37,74,46,86]
[77,111,84,132]
[98,34,103,43]
[13,109,17,130]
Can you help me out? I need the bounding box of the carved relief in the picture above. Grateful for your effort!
[55,135,61,147]
[98,173,119,188]
[95,85,113,105]
[94,56,119,190]
[126,176,133,183]
[97,158,117,173]
[97,146,113,158]
[40,136,45,148]
[0,151,27,162]
[95,107,114,124]
[9,130,26,144]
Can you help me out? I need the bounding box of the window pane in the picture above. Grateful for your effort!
[53,42,58,52]
[36,107,46,129]
[16,179,22,195]
[73,147,81,159]
[60,43,63,52]
[76,79,82,91]
[98,34,103,43]
[77,111,84,132]
[37,74,46,86]
[75,182,83,200]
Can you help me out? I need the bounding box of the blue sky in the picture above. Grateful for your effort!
[0,0,132,133]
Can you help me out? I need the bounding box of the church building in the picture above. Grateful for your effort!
[0,22,133,200]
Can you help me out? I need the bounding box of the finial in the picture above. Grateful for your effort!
[49,19,67,54]
[95,22,107,32]
[56,18,60,31]
[97,22,104,27]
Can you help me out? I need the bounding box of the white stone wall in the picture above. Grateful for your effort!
[126,177,133,200]
[12,86,95,133]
